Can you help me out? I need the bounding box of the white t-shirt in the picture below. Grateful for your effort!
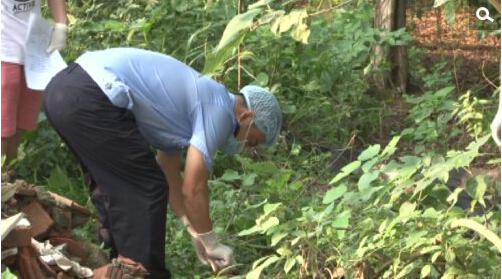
[1,0,42,64]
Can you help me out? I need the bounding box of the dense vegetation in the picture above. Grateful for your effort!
[5,0,501,278]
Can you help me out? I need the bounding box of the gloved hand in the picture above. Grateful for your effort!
[198,230,236,269]
[46,23,68,53]
[181,215,211,266]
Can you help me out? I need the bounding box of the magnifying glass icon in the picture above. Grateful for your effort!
[476,7,494,22]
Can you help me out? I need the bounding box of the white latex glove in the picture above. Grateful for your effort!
[181,215,211,266]
[46,23,68,53]
[198,230,235,269]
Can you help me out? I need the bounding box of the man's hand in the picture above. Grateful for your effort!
[198,230,236,268]
[46,23,68,53]
[181,215,220,271]
[181,215,209,264]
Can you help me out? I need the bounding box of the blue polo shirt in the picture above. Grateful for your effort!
[75,47,236,169]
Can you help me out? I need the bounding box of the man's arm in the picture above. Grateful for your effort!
[156,147,212,232]
[47,0,67,24]
[182,145,212,233]
[46,0,68,53]
[156,151,185,217]
[158,147,234,268]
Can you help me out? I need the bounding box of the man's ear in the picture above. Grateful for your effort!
[238,110,255,123]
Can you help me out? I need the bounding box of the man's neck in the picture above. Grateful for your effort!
[233,94,247,117]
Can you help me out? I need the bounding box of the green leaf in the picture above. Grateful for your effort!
[395,261,420,279]
[421,264,432,278]
[401,127,415,136]
[247,255,281,279]
[466,175,487,207]
[103,20,125,31]
[358,144,381,161]
[1,269,17,279]
[361,157,378,173]
[404,231,427,250]
[322,203,334,216]
[216,9,261,51]
[399,201,417,222]
[431,251,442,263]
[434,86,455,97]
[332,210,351,238]
[357,171,379,190]
[290,142,301,156]
[322,184,347,204]
[220,169,241,181]
[242,173,257,187]
[400,155,421,168]
[282,104,296,114]
[255,72,269,86]
[359,186,383,202]
[239,216,279,236]
[379,219,389,234]
[419,245,442,254]
[433,0,451,8]
[271,232,288,246]
[202,32,246,75]
[203,9,262,75]
[290,21,310,44]
[259,216,280,231]
[47,166,72,192]
[249,0,274,10]
[422,208,440,219]
[264,203,282,215]
[284,257,296,273]
[329,161,361,184]
[247,199,268,209]
[446,187,463,206]
[277,9,303,33]
[238,225,261,236]
[276,247,291,256]
[271,8,310,43]
[445,247,456,263]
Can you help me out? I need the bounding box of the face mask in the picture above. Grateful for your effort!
[220,120,253,155]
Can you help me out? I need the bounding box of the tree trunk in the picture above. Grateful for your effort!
[371,0,409,94]
[372,0,395,90]
[392,0,408,93]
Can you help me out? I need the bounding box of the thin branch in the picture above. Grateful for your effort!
[482,60,499,89]
[414,43,500,50]
[237,0,241,90]
[308,0,354,17]
[453,49,460,95]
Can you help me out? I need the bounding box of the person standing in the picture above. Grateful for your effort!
[42,47,282,278]
[1,0,68,164]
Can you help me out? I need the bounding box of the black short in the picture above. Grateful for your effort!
[43,63,171,279]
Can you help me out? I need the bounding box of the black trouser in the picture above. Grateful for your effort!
[43,63,171,279]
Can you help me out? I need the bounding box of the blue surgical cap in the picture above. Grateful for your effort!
[241,85,282,147]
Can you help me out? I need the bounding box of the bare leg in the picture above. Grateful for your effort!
[1,130,24,166]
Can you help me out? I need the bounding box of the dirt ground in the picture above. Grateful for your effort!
[371,3,501,151]
[408,5,500,95]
